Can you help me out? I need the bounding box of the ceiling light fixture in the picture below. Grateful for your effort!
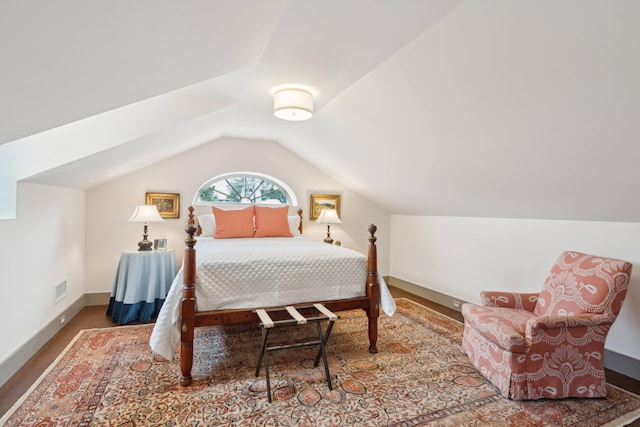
[273,87,313,121]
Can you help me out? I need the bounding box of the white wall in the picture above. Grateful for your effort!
[0,181,85,364]
[390,215,640,362]
[85,137,390,295]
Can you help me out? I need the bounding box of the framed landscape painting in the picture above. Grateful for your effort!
[146,192,180,219]
[310,194,340,220]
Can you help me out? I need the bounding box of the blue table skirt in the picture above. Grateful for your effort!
[107,297,165,324]
[108,250,176,324]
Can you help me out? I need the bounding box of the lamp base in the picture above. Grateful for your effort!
[324,224,334,244]
[138,238,153,251]
[138,223,153,251]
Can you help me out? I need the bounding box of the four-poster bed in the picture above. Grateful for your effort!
[150,206,391,386]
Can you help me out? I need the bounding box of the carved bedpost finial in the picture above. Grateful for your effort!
[368,224,377,245]
[297,208,303,234]
[185,206,197,247]
[367,224,378,273]
[188,206,195,225]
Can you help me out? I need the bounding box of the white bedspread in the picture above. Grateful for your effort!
[150,237,395,360]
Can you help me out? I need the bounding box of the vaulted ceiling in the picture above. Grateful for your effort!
[2,1,639,221]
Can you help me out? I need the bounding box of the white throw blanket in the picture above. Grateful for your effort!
[150,237,396,360]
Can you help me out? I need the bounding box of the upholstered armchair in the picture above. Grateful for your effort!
[461,251,632,400]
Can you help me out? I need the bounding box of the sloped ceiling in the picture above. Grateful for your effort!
[4,1,640,222]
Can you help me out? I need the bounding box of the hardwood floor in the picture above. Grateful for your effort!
[0,305,119,416]
[1,287,639,424]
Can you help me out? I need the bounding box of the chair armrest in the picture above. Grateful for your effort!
[527,313,614,335]
[480,291,539,311]
[526,313,615,338]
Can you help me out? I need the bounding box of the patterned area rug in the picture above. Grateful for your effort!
[3,298,640,426]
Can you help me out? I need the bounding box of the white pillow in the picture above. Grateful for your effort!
[197,213,216,237]
[288,215,301,236]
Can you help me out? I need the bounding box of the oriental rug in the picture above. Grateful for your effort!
[3,298,640,426]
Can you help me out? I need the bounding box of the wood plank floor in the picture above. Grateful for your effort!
[0,305,119,417]
[1,287,639,425]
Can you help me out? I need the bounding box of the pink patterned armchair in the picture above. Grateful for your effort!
[461,251,632,400]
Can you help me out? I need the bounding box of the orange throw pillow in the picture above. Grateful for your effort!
[254,205,293,238]
[213,206,255,238]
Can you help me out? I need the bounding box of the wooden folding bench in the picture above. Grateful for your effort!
[254,304,339,402]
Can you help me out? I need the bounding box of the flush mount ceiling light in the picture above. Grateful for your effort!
[273,87,313,121]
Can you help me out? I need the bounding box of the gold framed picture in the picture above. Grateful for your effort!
[146,192,180,219]
[309,194,341,220]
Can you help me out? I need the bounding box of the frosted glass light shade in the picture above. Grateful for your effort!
[274,88,313,121]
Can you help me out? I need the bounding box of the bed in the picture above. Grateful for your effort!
[150,205,395,386]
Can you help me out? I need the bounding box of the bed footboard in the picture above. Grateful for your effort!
[179,206,381,386]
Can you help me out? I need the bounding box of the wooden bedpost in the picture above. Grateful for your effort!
[367,224,380,353]
[180,206,197,386]
[297,208,303,234]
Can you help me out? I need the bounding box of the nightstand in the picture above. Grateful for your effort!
[107,250,177,324]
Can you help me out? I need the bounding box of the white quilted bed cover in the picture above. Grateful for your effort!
[150,236,395,360]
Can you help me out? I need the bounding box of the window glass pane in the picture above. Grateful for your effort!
[196,174,291,205]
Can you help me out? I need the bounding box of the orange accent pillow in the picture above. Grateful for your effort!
[213,206,255,238]
[254,205,293,238]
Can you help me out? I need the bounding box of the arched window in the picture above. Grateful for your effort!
[193,172,298,206]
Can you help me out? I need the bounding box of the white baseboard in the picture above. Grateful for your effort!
[85,292,111,306]
[388,276,466,311]
[0,295,85,388]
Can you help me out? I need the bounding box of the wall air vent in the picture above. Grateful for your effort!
[54,279,67,304]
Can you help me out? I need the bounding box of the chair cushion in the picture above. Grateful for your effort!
[462,304,538,353]
[534,251,632,317]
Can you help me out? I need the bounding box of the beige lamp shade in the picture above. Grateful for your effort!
[274,88,313,121]
[129,205,164,223]
[316,208,341,224]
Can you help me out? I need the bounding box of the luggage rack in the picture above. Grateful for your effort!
[254,303,338,402]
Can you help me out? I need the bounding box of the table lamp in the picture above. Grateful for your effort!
[316,208,342,244]
[129,205,164,251]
